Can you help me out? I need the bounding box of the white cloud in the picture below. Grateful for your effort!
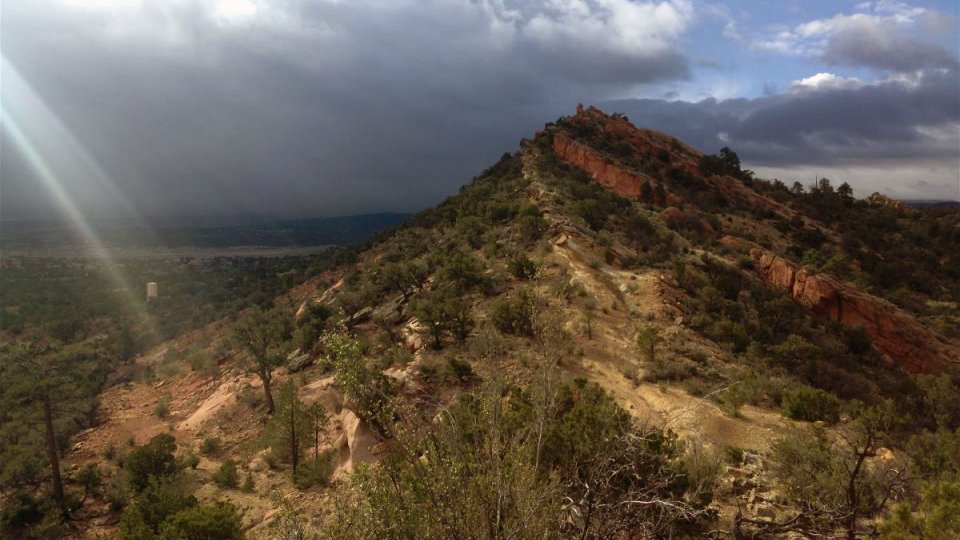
[751,1,956,72]
[858,0,926,23]
[213,0,258,25]
[788,72,866,93]
[520,0,694,62]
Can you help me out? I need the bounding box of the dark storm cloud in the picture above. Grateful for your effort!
[1,0,957,221]
[0,0,695,221]
[604,69,960,167]
[822,20,959,72]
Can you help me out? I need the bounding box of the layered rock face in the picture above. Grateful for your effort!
[552,133,647,198]
[548,104,691,202]
[749,247,960,374]
[548,105,797,221]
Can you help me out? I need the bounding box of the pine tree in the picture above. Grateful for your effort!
[266,381,311,478]
[653,183,668,206]
[307,402,329,463]
[640,180,653,204]
[837,182,854,206]
[1,341,100,518]
[232,306,292,414]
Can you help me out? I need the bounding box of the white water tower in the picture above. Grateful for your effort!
[146,282,158,300]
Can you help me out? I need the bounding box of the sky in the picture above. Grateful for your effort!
[2,0,958,223]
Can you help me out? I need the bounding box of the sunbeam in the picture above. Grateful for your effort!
[1,56,155,331]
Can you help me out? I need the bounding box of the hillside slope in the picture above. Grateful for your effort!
[38,106,960,539]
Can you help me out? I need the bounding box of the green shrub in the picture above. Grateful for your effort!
[517,213,547,243]
[212,460,239,489]
[436,249,485,292]
[241,473,255,493]
[705,320,750,353]
[508,254,538,280]
[293,452,336,490]
[907,427,960,478]
[621,363,641,386]
[185,347,218,377]
[118,478,243,540]
[182,451,200,470]
[490,289,536,336]
[843,325,873,356]
[721,384,746,418]
[881,480,960,539]
[724,446,745,465]
[154,400,170,419]
[382,344,414,367]
[446,357,474,384]
[331,379,677,539]
[264,450,280,471]
[105,475,130,512]
[683,444,722,506]
[125,433,179,491]
[770,427,844,508]
[322,330,396,437]
[781,385,841,423]
[103,440,118,461]
[411,289,474,349]
[368,374,704,536]
[237,386,264,409]
[201,436,222,456]
[118,478,196,538]
[740,370,791,407]
[294,303,332,351]
[0,490,43,531]
[77,463,103,498]
[454,216,487,249]
[32,513,70,539]
[643,357,696,382]
[681,377,714,397]
[158,502,244,540]
[636,326,663,363]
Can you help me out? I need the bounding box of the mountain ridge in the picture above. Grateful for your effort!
[8,105,959,539]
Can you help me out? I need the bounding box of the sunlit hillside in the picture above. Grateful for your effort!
[3,107,957,539]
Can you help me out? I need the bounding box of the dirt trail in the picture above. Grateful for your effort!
[178,375,257,432]
[548,226,790,454]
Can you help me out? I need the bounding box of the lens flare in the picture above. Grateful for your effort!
[2,55,156,332]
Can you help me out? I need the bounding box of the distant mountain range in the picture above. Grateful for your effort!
[0,212,412,253]
[902,200,960,208]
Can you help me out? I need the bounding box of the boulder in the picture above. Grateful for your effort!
[370,293,405,325]
[287,353,313,373]
[262,508,279,524]
[336,408,380,473]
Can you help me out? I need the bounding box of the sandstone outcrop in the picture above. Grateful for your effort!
[549,105,798,222]
[553,133,649,199]
[335,408,379,474]
[866,192,905,210]
[746,245,959,373]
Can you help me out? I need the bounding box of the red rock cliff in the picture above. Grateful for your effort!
[747,246,960,374]
[548,106,799,221]
[552,133,648,198]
